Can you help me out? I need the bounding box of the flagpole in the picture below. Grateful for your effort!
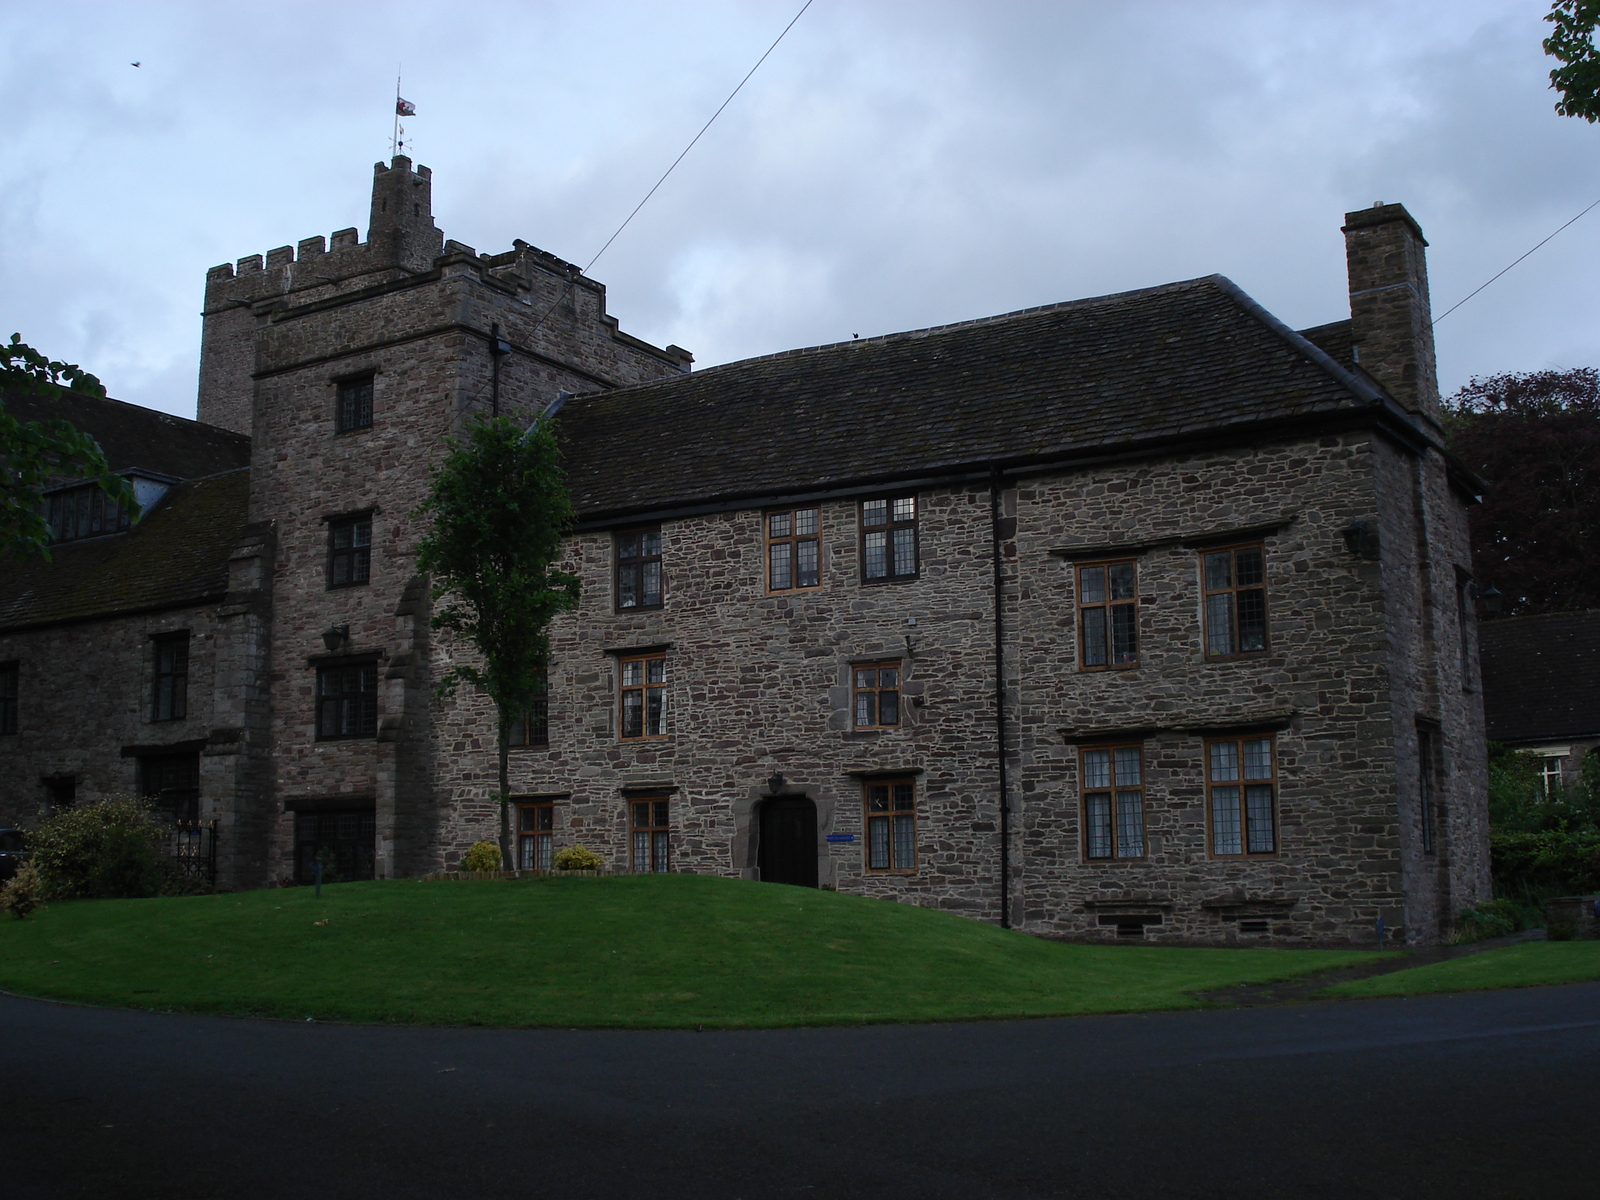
[393,67,401,157]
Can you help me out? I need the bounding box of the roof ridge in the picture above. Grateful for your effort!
[568,275,1232,404]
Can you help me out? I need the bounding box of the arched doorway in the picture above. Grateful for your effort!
[757,795,818,887]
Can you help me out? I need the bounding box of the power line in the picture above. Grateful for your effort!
[1433,194,1600,325]
[515,0,815,354]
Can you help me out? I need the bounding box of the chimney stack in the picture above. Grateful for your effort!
[1342,202,1439,425]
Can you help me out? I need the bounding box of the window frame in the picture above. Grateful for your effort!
[1077,558,1139,670]
[315,660,379,741]
[45,482,132,544]
[851,660,902,730]
[1537,753,1566,797]
[863,777,918,873]
[617,652,667,740]
[151,631,190,722]
[516,798,556,871]
[614,526,663,612]
[1200,542,1269,660]
[765,505,823,593]
[140,752,200,823]
[1418,723,1443,853]
[1080,743,1147,861]
[629,796,671,872]
[0,661,16,736]
[335,374,374,434]
[327,513,373,590]
[859,494,919,583]
[506,668,549,749]
[1205,735,1279,858]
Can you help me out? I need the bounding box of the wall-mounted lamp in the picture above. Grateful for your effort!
[321,625,350,652]
[766,772,786,795]
[1480,586,1503,615]
[1339,520,1381,561]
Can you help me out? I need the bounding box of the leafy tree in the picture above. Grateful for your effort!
[414,415,580,870]
[1,335,138,559]
[1445,367,1600,616]
[1545,1,1600,121]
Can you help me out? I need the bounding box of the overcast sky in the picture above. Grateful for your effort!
[2,0,1597,420]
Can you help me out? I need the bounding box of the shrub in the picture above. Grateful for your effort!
[0,860,44,919]
[27,797,174,900]
[552,845,602,871]
[460,840,502,873]
[1451,902,1517,943]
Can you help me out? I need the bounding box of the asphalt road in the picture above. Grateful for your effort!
[2,984,1598,1199]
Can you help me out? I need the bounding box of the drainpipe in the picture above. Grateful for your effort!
[990,465,1011,929]
[489,322,510,416]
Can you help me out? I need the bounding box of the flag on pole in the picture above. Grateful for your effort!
[396,98,416,116]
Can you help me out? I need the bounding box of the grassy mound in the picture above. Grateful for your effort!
[0,873,1384,1028]
[1318,939,1600,1000]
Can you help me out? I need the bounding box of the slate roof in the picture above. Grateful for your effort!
[3,386,250,482]
[1480,611,1600,743]
[0,468,250,631]
[559,275,1386,522]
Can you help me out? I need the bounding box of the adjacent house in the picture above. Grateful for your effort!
[1480,610,1600,792]
[0,156,1491,944]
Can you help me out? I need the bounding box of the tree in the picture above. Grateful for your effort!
[413,415,580,870]
[1445,367,1600,616]
[1,334,138,560]
[1545,1,1600,121]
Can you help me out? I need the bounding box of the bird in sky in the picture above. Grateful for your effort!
[131,61,140,67]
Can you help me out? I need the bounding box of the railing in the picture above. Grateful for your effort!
[165,820,218,887]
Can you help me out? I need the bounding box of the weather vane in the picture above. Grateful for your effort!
[392,68,416,158]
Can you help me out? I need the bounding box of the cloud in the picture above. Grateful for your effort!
[0,0,1592,417]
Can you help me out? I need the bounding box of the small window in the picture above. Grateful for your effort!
[615,528,663,610]
[141,753,199,822]
[328,515,372,589]
[1207,736,1277,856]
[517,799,555,870]
[336,375,374,433]
[1202,544,1268,658]
[44,776,76,809]
[852,661,901,729]
[317,662,378,740]
[1078,560,1138,669]
[45,482,131,543]
[151,632,190,721]
[1538,753,1566,797]
[0,662,16,735]
[618,653,666,739]
[507,670,549,748]
[766,507,821,591]
[861,495,917,582]
[1418,724,1443,852]
[630,797,670,872]
[864,779,917,871]
[1082,744,1145,859]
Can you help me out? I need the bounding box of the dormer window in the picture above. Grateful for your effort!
[46,482,132,543]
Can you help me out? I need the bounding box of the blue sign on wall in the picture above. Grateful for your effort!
[825,833,855,843]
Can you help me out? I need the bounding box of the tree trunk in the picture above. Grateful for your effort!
[497,712,513,871]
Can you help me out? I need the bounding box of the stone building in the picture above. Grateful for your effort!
[0,156,1490,944]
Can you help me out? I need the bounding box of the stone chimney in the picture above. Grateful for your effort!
[368,155,444,273]
[1342,202,1439,425]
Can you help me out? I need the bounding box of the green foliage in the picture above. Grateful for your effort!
[1451,900,1520,944]
[1,335,139,560]
[1484,744,1600,910]
[0,860,44,919]
[552,844,602,871]
[27,797,174,900]
[460,840,502,872]
[413,414,580,868]
[1545,1,1600,122]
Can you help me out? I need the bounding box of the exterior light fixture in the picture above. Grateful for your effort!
[321,625,350,652]
[1339,520,1380,561]
[1480,586,1503,615]
[766,772,785,795]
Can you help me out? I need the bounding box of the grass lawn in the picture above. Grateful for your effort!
[0,873,1389,1028]
[1317,939,1600,1000]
